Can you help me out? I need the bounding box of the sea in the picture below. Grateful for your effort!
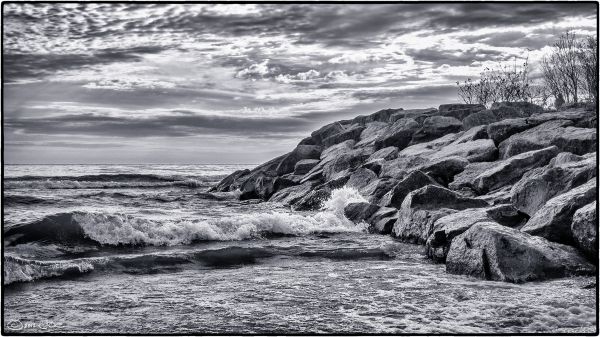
[2,164,597,334]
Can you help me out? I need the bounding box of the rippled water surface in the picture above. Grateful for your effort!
[3,165,597,334]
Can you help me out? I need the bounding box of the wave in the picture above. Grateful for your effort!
[3,195,56,206]
[5,187,368,247]
[4,243,394,285]
[4,174,218,190]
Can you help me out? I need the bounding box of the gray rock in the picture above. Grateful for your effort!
[549,152,587,167]
[276,145,322,175]
[426,204,528,262]
[438,104,486,120]
[571,201,598,261]
[346,168,378,192]
[374,118,419,150]
[491,101,544,115]
[511,154,596,216]
[352,108,403,124]
[322,124,365,147]
[450,146,560,194]
[486,118,531,144]
[292,187,332,211]
[418,156,469,186]
[380,170,439,208]
[367,146,398,162]
[269,181,315,205]
[355,122,390,148]
[379,155,430,180]
[310,122,345,145]
[389,108,438,123]
[430,139,497,162]
[451,125,488,144]
[499,120,596,158]
[362,178,398,205]
[522,179,596,245]
[411,116,463,143]
[344,202,380,223]
[446,222,595,282]
[294,159,320,175]
[392,185,490,244]
[368,207,398,234]
[462,106,525,130]
[527,108,597,128]
[210,169,250,192]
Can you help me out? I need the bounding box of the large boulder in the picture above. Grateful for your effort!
[425,204,528,262]
[486,118,531,144]
[310,122,345,145]
[276,145,322,175]
[392,185,490,244]
[379,155,430,180]
[269,181,315,205]
[510,154,596,216]
[210,169,250,192]
[491,101,544,115]
[498,120,596,158]
[389,108,438,124]
[521,179,596,245]
[418,156,469,186]
[343,202,380,223]
[301,140,356,183]
[527,107,597,128]
[451,125,488,144]
[362,178,399,205]
[355,122,390,148]
[449,146,560,194]
[571,201,598,261]
[438,104,486,120]
[462,105,525,130]
[321,147,374,182]
[294,159,320,175]
[352,108,403,124]
[374,118,419,150]
[379,170,439,208]
[322,124,365,148]
[346,168,378,193]
[411,116,463,143]
[368,207,399,234]
[430,139,497,163]
[446,222,595,282]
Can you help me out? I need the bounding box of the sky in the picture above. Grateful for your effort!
[3,3,597,164]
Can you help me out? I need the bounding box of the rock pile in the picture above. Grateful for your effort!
[212,102,598,283]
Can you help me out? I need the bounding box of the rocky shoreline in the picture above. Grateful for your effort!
[211,102,598,283]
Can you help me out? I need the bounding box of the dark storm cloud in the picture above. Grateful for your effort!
[5,112,315,138]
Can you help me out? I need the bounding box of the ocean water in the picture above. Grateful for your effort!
[3,164,597,334]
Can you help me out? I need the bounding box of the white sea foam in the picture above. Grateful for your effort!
[72,187,368,246]
[3,255,95,285]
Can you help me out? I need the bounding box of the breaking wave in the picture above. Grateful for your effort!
[5,187,368,247]
[4,255,95,285]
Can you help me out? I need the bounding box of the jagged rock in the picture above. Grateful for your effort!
[498,120,596,158]
[491,101,544,115]
[210,169,250,192]
[449,146,559,194]
[276,145,322,175]
[346,168,378,192]
[367,146,398,162]
[322,124,365,147]
[486,118,531,144]
[462,106,525,130]
[411,116,463,143]
[392,185,490,244]
[549,152,587,166]
[511,154,596,216]
[368,207,399,234]
[374,118,419,149]
[380,171,439,208]
[352,108,403,124]
[301,140,356,183]
[475,185,512,205]
[321,147,374,182]
[418,156,469,186]
[571,201,598,261]
[430,139,497,162]
[294,159,320,175]
[446,222,595,282]
[344,202,380,223]
[310,122,345,145]
[451,125,488,144]
[292,187,332,211]
[425,205,528,262]
[272,176,298,194]
[355,122,390,148]
[527,108,597,128]
[400,132,463,158]
[389,108,438,124]
[298,136,317,145]
[521,179,596,245]
[269,181,315,205]
[239,172,278,200]
[379,155,430,180]
[362,178,398,205]
[438,104,486,120]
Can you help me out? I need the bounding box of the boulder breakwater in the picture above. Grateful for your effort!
[212,102,598,283]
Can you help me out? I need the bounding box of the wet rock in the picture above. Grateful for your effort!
[522,179,596,245]
[449,146,559,194]
[446,222,595,283]
[368,207,398,234]
[292,187,332,211]
[498,120,596,158]
[411,116,463,143]
[210,169,250,192]
[294,159,320,175]
[269,181,315,205]
[511,154,596,216]
[426,205,528,262]
[380,170,439,208]
[362,178,398,205]
[571,201,598,261]
[393,185,490,244]
[438,104,486,120]
[344,202,380,223]
[346,168,378,192]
